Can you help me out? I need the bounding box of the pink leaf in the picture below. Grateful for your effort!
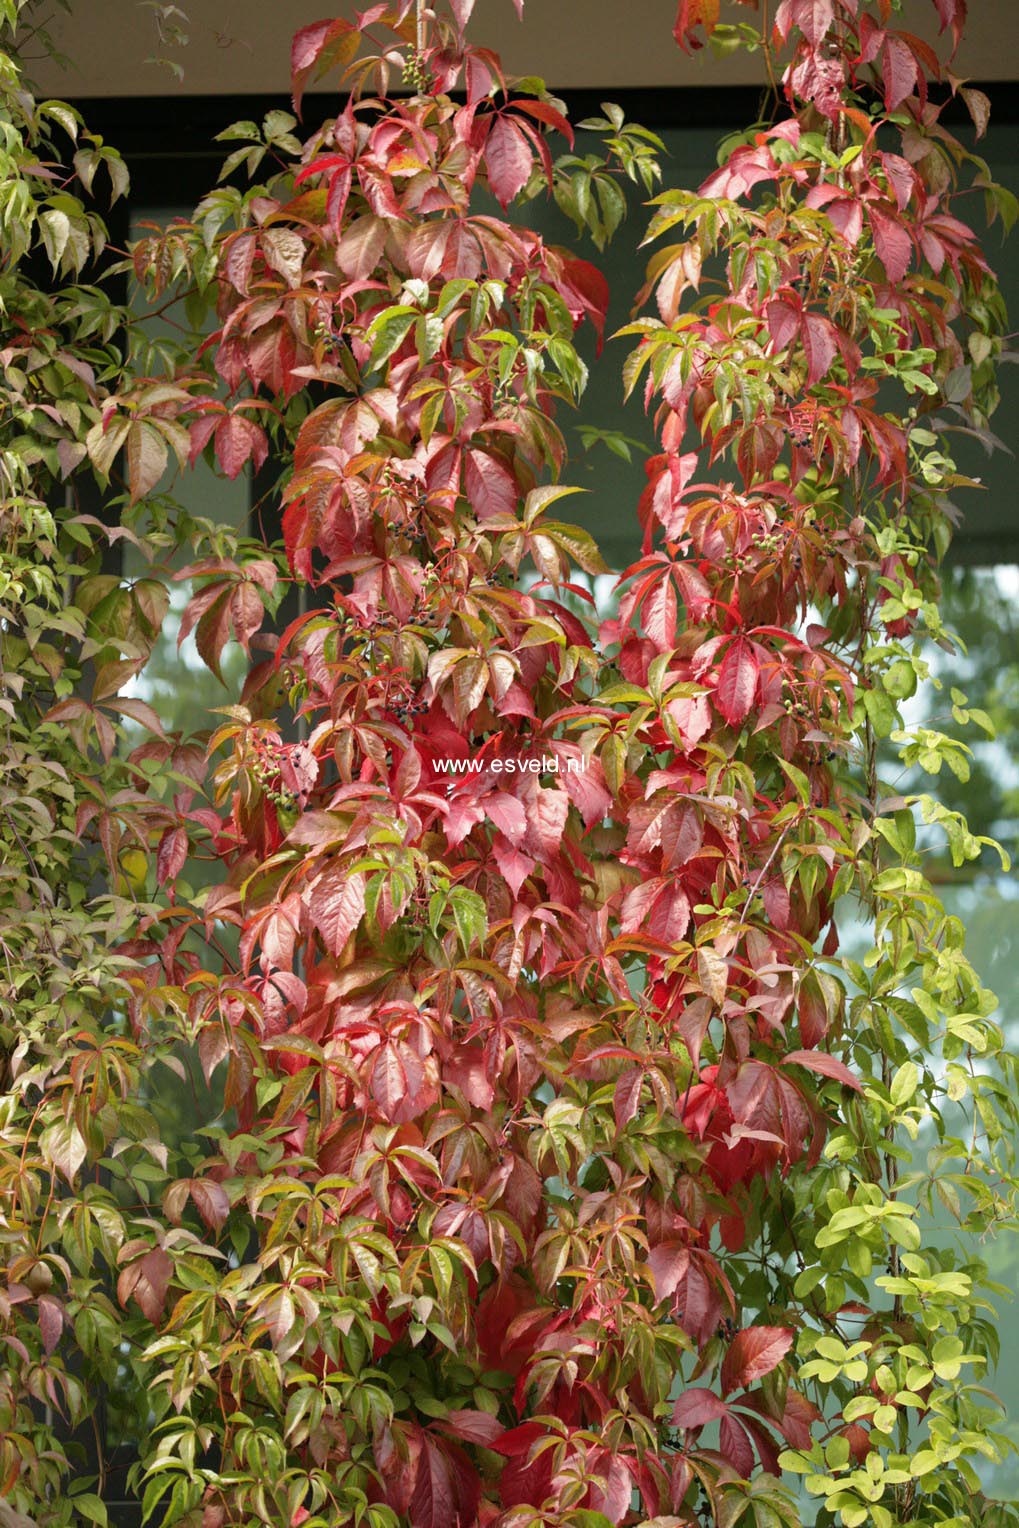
[485,116,533,207]
[262,1287,295,1347]
[802,314,838,385]
[775,0,834,47]
[449,0,476,29]
[37,1295,63,1356]
[291,18,358,114]
[672,1387,730,1428]
[525,786,569,860]
[783,1048,861,1090]
[870,207,912,283]
[309,869,366,955]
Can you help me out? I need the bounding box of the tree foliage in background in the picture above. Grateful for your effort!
[1,0,1019,1526]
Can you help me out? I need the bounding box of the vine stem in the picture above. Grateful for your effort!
[416,0,426,57]
[758,0,783,112]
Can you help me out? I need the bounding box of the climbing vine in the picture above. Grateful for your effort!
[2,0,1017,1525]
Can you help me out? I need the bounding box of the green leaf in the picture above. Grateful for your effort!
[367,307,417,369]
[889,1061,918,1106]
[40,1119,87,1184]
[71,1492,109,1525]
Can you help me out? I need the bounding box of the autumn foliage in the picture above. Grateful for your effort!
[2,0,1018,1525]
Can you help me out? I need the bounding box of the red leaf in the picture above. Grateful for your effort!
[870,207,912,283]
[491,839,536,899]
[229,582,265,654]
[649,1241,689,1303]
[156,826,188,887]
[198,1026,229,1086]
[337,215,388,279]
[118,1247,172,1325]
[665,692,711,748]
[291,18,360,114]
[882,35,920,111]
[464,448,518,520]
[371,1041,430,1124]
[621,878,691,943]
[215,413,268,479]
[932,0,967,48]
[224,232,257,294]
[719,1413,756,1477]
[614,1067,643,1131]
[524,786,569,860]
[190,1178,230,1232]
[715,638,760,726]
[672,1387,730,1427]
[559,751,611,827]
[485,116,533,207]
[673,0,720,51]
[589,1451,634,1524]
[672,562,712,622]
[766,296,801,353]
[510,98,574,150]
[797,972,829,1047]
[192,589,231,683]
[802,314,837,385]
[775,1388,822,1448]
[37,1295,63,1356]
[557,256,610,347]
[720,1325,794,1395]
[960,86,990,139]
[438,1409,503,1445]
[408,1436,457,1528]
[491,1421,546,1458]
[378,1424,423,1516]
[783,1049,861,1090]
[643,572,678,651]
[675,1251,728,1345]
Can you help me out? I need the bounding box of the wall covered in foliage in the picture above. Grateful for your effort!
[1,0,1018,1525]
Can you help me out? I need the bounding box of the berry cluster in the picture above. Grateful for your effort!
[250,735,294,810]
[390,694,430,726]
